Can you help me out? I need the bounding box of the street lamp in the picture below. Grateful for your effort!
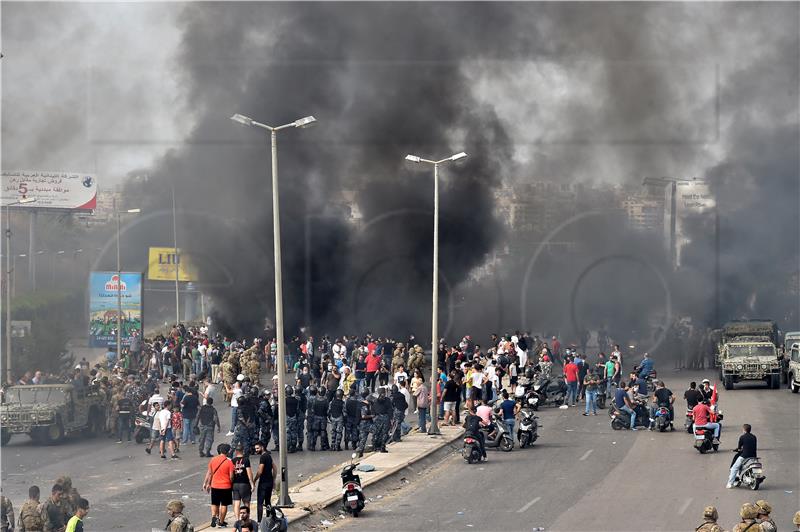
[4,196,36,383]
[404,151,468,436]
[230,112,316,507]
[114,201,140,360]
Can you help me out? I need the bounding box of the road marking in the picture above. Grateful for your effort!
[517,496,541,513]
[679,498,693,515]
[579,449,594,461]
[166,471,202,485]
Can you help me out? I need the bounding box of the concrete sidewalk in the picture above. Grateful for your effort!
[197,424,464,530]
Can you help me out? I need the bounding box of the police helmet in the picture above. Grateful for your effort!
[361,390,370,399]
[335,389,344,399]
[308,385,317,396]
[294,385,303,396]
[740,503,759,520]
[285,385,294,396]
[377,386,386,397]
[703,506,718,520]
[318,387,326,397]
[525,368,535,380]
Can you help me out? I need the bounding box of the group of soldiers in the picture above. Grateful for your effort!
[696,500,800,532]
[0,476,83,532]
[221,345,261,393]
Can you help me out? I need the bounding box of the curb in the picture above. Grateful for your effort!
[195,428,464,531]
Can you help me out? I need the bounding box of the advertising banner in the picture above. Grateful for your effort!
[675,180,715,267]
[147,247,198,282]
[1,171,98,211]
[89,272,142,348]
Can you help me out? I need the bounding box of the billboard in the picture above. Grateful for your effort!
[1,171,98,211]
[89,272,142,348]
[674,180,715,267]
[147,247,199,282]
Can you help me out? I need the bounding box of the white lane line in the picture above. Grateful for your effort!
[166,471,202,485]
[679,498,693,515]
[517,496,541,513]
[579,449,594,461]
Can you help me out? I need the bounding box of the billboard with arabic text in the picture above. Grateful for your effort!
[1,171,98,211]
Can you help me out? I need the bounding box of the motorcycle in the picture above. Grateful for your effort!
[341,453,365,517]
[462,434,483,464]
[732,456,766,490]
[133,413,152,444]
[481,414,514,452]
[684,409,694,433]
[517,408,539,449]
[596,386,607,410]
[609,400,650,430]
[652,405,671,432]
[532,375,567,408]
[633,365,657,393]
[692,426,719,454]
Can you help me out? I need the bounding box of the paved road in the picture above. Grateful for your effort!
[331,370,800,532]
[0,376,352,531]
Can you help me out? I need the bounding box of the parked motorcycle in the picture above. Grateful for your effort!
[517,408,539,449]
[532,376,567,408]
[609,400,650,430]
[732,455,766,490]
[133,413,152,444]
[341,453,365,517]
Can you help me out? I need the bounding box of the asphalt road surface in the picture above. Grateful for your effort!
[330,370,800,532]
[0,378,351,531]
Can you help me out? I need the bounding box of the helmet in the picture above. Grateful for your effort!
[318,387,326,397]
[702,378,710,384]
[349,387,358,397]
[285,385,294,396]
[294,385,303,396]
[391,385,399,394]
[335,389,344,399]
[308,385,317,396]
[237,374,245,381]
[793,511,800,525]
[361,390,370,399]
[755,500,772,515]
[525,368,534,380]
[740,503,759,520]
[166,500,185,513]
[703,506,718,520]
[377,386,386,397]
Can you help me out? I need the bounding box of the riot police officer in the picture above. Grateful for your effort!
[257,390,273,448]
[390,385,407,443]
[306,386,319,450]
[328,389,345,451]
[372,387,392,453]
[284,386,299,453]
[312,387,330,451]
[356,390,374,457]
[344,388,361,450]
[295,385,306,451]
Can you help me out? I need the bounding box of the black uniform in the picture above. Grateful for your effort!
[311,394,330,450]
[328,397,345,451]
[344,396,361,449]
[296,391,307,450]
[372,395,392,451]
[285,395,299,452]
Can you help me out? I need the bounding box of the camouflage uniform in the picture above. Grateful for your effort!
[733,504,765,532]
[344,396,361,450]
[755,500,776,532]
[356,401,374,454]
[695,506,723,532]
[311,392,329,451]
[247,358,260,386]
[40,498,63,532]
[1,496,13,532]
[372,395,392,452]
[391,348,405,373]
[18,498,43,532]
[328,395,345,451]
[166,500,191,532]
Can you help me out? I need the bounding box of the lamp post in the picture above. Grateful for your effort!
[4,197,36,383]
[404,151,467,436]
[114,200,141,360]
[230,112,316,507]
[171,184,181,326]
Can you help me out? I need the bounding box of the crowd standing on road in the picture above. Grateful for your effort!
[4,324,800,530]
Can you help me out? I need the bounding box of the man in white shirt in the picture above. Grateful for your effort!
[227,383,243,436]
[201,378,217,406]
[393,367,409,386]
[148,391,165,416]
[152,402,178,459]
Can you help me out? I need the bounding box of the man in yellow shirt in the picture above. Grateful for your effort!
[65,499,89,532]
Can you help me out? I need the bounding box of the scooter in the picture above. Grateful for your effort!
[133,413,152,444]
[532,376,567,408]
[652,405,672,432]
[517,408,539,449]
[692,426,719,454]
[609,400,650,430]
[462,434,483,464]
[341,453,365,517]
[481,414,514,452]
[684,409,694,434]
[732,455,766,490]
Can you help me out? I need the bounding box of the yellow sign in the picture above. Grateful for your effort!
[147,247,198,282]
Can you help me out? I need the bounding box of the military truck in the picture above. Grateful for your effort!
[716,320,782,390]
[0,384,106,445]
[786,342,800,393]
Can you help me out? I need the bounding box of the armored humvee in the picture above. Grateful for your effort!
[716,320,781,390]
[0,384,106,445]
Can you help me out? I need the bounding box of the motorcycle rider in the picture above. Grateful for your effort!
[755,500,776,532]
[636,352,654,379]
[614,380,638,430]
[695,506,724,532]
[727,423,757,488]
[462,407,486,460]
[732,503,764,532]
[692,398,721,445]
[700,379,715,402]
[649,380,675,431]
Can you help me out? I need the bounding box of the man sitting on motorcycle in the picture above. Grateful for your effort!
[727,423,757,489]
[614,381,638,430]
[463,407,487,460]
[649,380,675,431]
[692,399,721,444]
[637,352,654,379]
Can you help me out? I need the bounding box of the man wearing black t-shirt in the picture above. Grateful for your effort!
[683,382,704,409]
[252,442,277,522]
[649,381,675,430]
[231,444,253,517]
[727,424,758,488]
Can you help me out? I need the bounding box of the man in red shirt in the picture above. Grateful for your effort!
[563,356,579,406]
[202,443,234,527]
[692,400,720,443]
[552,336,562,365]
[365,351,381,393]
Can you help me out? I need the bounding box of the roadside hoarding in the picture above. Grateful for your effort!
[1,171,98,211]
[675,180,715,267]
[147,247,198,281]
[88,272,142,348]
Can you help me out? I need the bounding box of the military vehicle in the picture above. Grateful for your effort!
[0,384,106,445]
[786,342,800,393]
[716,320,781,390]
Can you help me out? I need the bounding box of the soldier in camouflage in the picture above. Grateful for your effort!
[1,492,14,532]
[257,390,273,448]
[356,390,374,457]
[732,503,764,532]
[755,500,776,532]
[328,389,345,451]
[40,485,65,532]
[695,506,723,532]
[166,500,192,532]
[17,485,43,532]
[343,388,361,451]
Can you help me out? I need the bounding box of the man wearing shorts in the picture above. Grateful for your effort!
[442,374,460,426]
[203,443,234,528]
[231,443,254,518]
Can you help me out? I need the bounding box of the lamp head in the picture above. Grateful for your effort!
[449,152,467,162]
[293,116,316,128]
[405,155,421,163]
[230,113,254,126]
